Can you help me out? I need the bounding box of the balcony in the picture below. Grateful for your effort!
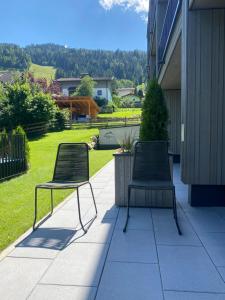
[190,0,225,9]
[148,0,157,55]
[2,161,225,298]
[158,0,182,67]
[148,0,156,34]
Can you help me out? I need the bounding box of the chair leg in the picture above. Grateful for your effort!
[33,187,38,230]
[123,186,131,233]
[88,182,97,216]
[76,188,87,234]
[50,189,54,215]
[172,188,182,235]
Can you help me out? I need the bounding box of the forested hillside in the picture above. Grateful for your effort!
[0,43,146,83]
[0,44,30,70]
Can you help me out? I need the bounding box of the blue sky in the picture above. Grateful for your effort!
[0,0,148,51]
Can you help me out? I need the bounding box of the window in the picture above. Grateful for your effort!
[97,90,102,96]
[68,87,76,96]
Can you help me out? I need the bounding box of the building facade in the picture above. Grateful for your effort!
[147,0,225,205]
[56,77,113,102]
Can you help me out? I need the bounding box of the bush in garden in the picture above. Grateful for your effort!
[13,126,30,169]
[0,78,59,131]
[0,126,30,171]
[140,79,168,141]
[94,96,107,107]
[120,98,135,108]
[51,108,70,131]
[112,94,121,107]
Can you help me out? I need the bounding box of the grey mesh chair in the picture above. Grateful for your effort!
[33,143,97,232]
[123,141,181,235]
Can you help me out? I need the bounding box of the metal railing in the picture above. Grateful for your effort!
[148,0,157,53]
[149,0,156,34]
[158,0,181,67]
[0,134,27,181]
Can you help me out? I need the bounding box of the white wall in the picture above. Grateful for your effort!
[99,126,140,146]
[93,88,112,101]
[60,81,112,101]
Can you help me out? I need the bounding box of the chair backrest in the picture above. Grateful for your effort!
[53,143,89,182]
[132,141,171,181]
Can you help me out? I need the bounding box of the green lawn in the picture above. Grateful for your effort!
[98,108,142,119]
[0,129,114,252]
[29,63,56,81]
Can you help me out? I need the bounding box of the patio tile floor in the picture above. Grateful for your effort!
[1,160,225,299]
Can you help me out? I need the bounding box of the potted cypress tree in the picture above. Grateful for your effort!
[114,79,172,207]
[140,79,168,141]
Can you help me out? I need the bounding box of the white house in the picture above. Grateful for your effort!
[56,76,113,102]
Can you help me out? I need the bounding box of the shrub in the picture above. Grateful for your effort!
[112,95,121,107]
[120,98,135,108]
[94,97,107,107]
[0,79,59,131]
[140,80,168,141]
[0,126,30,171]
[13,126,30,169]
[51,108,70,131]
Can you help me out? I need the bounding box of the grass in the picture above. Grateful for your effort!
[29,63,56,81]
[0,129,114,252]
[98,108,142,119]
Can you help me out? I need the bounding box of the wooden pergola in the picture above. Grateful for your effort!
[54,96,100,120]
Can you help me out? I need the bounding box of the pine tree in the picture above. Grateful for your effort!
[140,80,168,141]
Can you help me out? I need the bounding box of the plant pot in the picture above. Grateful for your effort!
[114,152,173,208]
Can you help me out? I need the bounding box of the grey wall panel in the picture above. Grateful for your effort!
[181,2,225,185]
[164,90,181,155]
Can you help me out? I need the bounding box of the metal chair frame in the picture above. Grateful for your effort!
[33,143,97,232]
[123,141,181,235]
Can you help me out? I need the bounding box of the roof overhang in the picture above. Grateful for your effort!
[54,96,100,113]
[190,0,225,9]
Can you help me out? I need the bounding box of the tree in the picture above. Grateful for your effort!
[75,76,95,97]
[137,89,144,99]
[140,80,168,141]
[0,79,56,130]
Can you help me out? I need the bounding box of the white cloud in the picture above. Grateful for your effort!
[99,0,149,19]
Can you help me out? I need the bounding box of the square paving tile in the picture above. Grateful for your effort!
[78,187,102,198]
[85,203,119,220]
[108,229,157,263]
[73,218,115,244]
[218,267,225,283]
[42,210,80,229]
[164,291,225,300]
[186,210,225,233]
[41,243,107,286]
[61,197,93,212]
[96,194,116,205]
[96,262,163,300]
[152,209,201,246]
[198,233,225,266]
[116,208,152,230]
[0,257,51,300]
[8,227,75,259]
[158,245,225,292]
[29,284,97,300]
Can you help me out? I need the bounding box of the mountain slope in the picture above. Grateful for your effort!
[0,43,147,83]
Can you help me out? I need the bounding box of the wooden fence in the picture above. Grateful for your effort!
[71,117,141,129]
[23,122,48,136]
[0,134,27,181]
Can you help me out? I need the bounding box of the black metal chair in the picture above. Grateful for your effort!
[33,143,97,232]
[123,141,181,235]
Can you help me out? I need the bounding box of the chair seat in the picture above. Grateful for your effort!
[129,180,174,190]
[36,181,89,189]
